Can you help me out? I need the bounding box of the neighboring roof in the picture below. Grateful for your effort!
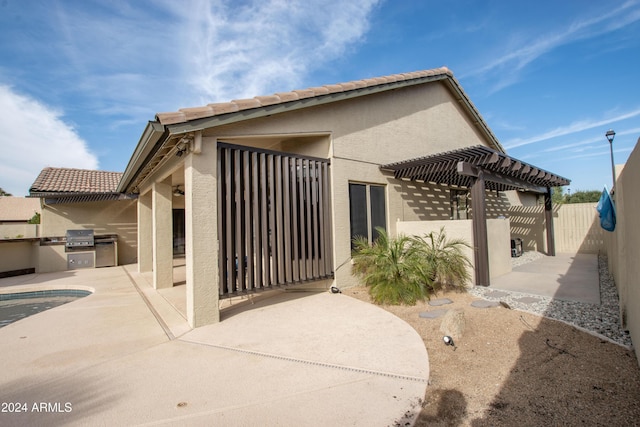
[0,197,40,222]
[30,167,122,196]
[381,145,570,193]
[29,167,131,204]
[119,67,504,193]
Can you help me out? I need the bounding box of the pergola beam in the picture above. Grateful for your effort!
[456,162,546,194]
[381,145,570,287]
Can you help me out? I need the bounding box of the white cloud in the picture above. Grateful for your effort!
[504,108,640,149]
[0,86,98,196]
[174,0,381,103]
[464,1,640,92]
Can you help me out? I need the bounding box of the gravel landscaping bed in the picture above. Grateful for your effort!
[343,254,640,426]
[469,252,632,347]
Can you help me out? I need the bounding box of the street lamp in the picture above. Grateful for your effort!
[605,129,616,190]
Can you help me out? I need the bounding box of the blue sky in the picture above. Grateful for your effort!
[1,0,639,196]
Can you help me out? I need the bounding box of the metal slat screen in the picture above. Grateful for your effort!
[217,143,333,297]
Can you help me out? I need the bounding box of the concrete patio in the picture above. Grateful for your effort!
[490,252,600,304]
[0,264,429,426]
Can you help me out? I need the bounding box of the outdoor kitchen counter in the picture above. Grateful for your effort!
[39,234,118,246]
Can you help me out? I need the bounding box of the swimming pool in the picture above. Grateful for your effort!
[0,289,92,328]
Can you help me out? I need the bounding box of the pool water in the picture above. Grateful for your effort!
[0,290,91,328]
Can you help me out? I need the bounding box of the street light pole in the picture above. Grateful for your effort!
[605,129,616,191]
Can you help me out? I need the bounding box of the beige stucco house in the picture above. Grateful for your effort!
[112,67,568,328]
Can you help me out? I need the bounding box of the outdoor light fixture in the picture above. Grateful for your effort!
[443,336,456,350]
[605,129,616,191]
[175,137,191,157]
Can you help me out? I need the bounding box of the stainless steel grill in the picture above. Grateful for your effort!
[65,229,95,250]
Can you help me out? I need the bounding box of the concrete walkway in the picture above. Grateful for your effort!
[0,265,428,426]
[489,253,600,304]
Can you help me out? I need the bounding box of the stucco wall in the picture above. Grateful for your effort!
[487,217,512,278]
[40,199,138,266]
[397,217,511,285]
[605,138,640,366]
[206,83,489,163]
[37,244,67,273]
[193,82,498,290]
[0,240,38,273]
[0,223,38,239]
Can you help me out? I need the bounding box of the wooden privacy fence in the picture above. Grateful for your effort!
[217,143,333,297]
[509,203,604,254]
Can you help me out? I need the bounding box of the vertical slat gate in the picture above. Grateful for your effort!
[298,158,307,281]
[217,143,333,298]
[290,158,300,282]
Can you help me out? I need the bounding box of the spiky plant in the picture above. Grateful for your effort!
[351,228,431,305]
[411,227,472,291]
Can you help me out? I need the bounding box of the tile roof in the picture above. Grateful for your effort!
[155,67,454,126]
[119,66,503,194]
[29,167,123,195]
[0,197,40,221]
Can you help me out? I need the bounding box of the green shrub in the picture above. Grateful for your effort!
[411,227,472,291]
[352,229,428,305]
[27,212,40,224]
[351,227,472,305]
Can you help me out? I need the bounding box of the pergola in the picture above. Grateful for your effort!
[380,145,570,286]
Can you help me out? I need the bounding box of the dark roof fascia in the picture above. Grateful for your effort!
[116,121,167,193]
[33,193,137,204]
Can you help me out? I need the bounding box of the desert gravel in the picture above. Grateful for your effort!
[343,253,640,426]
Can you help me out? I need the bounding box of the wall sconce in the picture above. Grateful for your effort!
[175,137,192,157]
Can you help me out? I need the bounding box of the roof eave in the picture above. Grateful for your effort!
[441,76,505,153]
[118,69,503,193]
[30,191,122,198]
[117,121,167,193]
[162,73,453,135]
[118,72,456,194]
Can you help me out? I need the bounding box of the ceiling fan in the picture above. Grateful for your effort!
[173,185,185,196]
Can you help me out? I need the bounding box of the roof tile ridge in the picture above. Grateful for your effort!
[155,111,187,125]
[254,94,282,106]
[274,91,300,102]
[154,67,455,125]
[292,88,316,99]
[230,98,262,109]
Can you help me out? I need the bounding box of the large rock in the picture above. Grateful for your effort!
[440,308,466,340]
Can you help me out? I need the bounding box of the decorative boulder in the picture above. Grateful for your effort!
[440,308,466,340]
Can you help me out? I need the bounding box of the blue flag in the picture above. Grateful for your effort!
[596,186,616,232]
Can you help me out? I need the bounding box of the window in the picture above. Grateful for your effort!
[450,189,469,220]
[349,183,386,248]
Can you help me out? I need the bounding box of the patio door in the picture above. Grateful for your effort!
[217,142,333,297]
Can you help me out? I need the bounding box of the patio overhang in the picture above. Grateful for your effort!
[381,145,570,287]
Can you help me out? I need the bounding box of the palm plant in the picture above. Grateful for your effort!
[351,228,429,305]
[351,227,472,305]
[411,227,472,291]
